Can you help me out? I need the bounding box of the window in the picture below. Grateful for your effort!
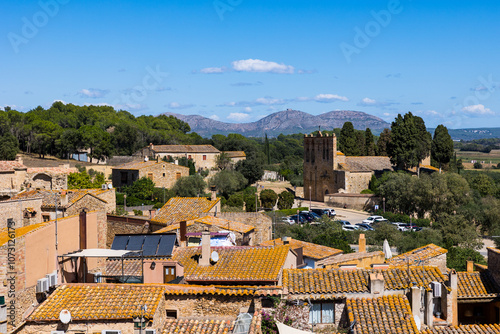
[203,155,207,160]
[188,155,192,160]
[309,302,334,324]
[42,214,50,222]
[101,331,122,334]
[164,266,176,283]
[120,171,127,183]
[163,173,165,177]
[176,172,181,180]
[166,310,178,319]
[147,173,153,180]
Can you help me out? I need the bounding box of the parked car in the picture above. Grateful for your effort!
[324,208,337,217]
[298,212,315,222]
[392,222,408,232]
[402,224,423,232]
[301,210,321,220]
[362,215,385,224]
[290,215,306,224]
[279,216,295,224]
[311,208,330,217]
[338,220,359,231]
[355,223,374,231]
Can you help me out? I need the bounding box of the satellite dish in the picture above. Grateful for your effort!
[59,310,71,324]
[211,251,219,263]
[107,184,113,189]
[414,315,421,330]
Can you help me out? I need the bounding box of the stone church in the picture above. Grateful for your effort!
[303,132,394,201]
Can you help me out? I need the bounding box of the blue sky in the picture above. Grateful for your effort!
[2,0,500,128]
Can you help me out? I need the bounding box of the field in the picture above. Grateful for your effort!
[456,149,500,169]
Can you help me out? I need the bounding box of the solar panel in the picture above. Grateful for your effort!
[126,235,145,251]
[111,235,129,250]
[156,234,177,256]
[142,235,162,256]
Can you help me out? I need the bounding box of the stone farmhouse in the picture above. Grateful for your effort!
[135,144,221,170]
[111,160,189,190]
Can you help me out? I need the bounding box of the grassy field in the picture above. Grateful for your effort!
[456,149,500,169]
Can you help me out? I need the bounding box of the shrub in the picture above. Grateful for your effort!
[260,189,278,210]
[277,191,295,210]
[133,209,143,216]
[474,161,483,169]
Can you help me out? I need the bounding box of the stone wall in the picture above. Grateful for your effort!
[67,194,106,217]
[184,222,249,246]
[26,171,69,190]
[106,215,151,248]
[95,189,116,213]
[325,193,381,211]
[164,294,255,318]
[345,171,373,193]
[428,253,447,275]
[218,212,272,244]
[488,248,500,285]
[112,162,189,190]
[0,198,42,229]
[303,134,336,202]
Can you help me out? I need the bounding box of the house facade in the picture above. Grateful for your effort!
[135,144,221,170]
[111,160,189,190]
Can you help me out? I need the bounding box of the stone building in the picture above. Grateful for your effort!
[0,160,27,199]
[111,160,189,190]
[0,197,42,229]
[9,188,116,221]
[303,132,393,201]
[223,151,246,164]
[135,144,221,170]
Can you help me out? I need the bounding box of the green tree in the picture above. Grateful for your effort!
[0,133,19,160]
[388,112,431,171]
[68,170,94,189]
[446,247,486,271]
[365,128,376,156]
[376,128,391,156]
[226,192,245,209]
[172,174,207,197]
[473,161,483,169]
[244,193,257,212]
[354,131,365,156]
[209,170,247,197]
[432,125,454,172]
[215,152,232,171]
[435,213,482,250]
[260,189,278,209]
[123,177,155,201]
[339,122,357,155]
[236,158,264,185]
[277,191,295,210]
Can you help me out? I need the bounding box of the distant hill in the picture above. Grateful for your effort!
[433,128,500,141]
[164,109,390,137]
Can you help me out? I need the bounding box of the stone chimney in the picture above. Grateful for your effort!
[466,260,474,273]
[369,272,384,295]
[200,230,211,266]
[411,286,422,328]
[15,155,23,165]
[282,236,290,245]
[210,185,217,201]
[448,269,458,326]
[359,233,366,253]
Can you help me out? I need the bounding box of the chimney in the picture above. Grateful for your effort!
[179,221,187,247]
[79,210,87,250]
[60,191,68,206]
[200,230,211,266]
[448,269,458,326]
[282,236,290,245]
[359,233,366,253]
[149,143,154,150]
[411,287,422,328]
[210,185,217,201]
[15,155,23,165]
[369,272,384,294]
[466,260,474,273]
[174,159,178,165]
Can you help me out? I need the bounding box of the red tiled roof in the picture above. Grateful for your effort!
[11,189,108,208]
[172,245,291,283]
[421,324,500,333]
[27,166,78,174]
[152,197,220,225]
[388,244,447,267]
[346,295,419,334]
[163,284,282,297]
[112,160,189,171]
[260,238,342,260]
[457,271,500,300]
[316,251,384,267]
[0,160,26,172]
[162,318,234,334]
[28,284,164,321]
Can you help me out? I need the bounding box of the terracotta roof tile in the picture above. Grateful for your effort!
[343,156,393,172]
[0,160,27,172]
[172,245,290,283]
[112,160,189,171]
[284,266,446,297]
[388,244,447,267]
[27,166,78,174]
[10,188,109,208]
[152,197,220,225]
[420,324,500,333]
[163,284,282,297]
[260,238,342,260]
[316,251,384,267]
[193,216,254,234]
[457,271,500,300]
[28,284,164,321]
[162,318,234,334]
[346,295,419,334]
[223,151,246,158]
[106,258,143,277]
[152,145,220,154]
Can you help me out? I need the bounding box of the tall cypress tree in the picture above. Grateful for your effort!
[365,128,376,156]
[339,122,357,155]
[432,124,454,172]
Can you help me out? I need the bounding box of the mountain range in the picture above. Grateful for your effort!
[164,109,390,137]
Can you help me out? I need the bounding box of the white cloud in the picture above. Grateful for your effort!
[78,88,110,99]
[114,103,148,111]
[167,102,194,109]
[360,97,377,105]
[209,114,220,120]
[227,112,250,121]
[231,59,294,74]
[200,67,226,74]
[314,94,349,102]
[383,112,391,116]
[358,97,398,107]
[244,107,252,112]
[461,104,494,116]
[255,97,285,105]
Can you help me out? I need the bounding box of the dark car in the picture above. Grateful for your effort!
[299,212,315,222]
[311,208,330,217]
[290,215,306,224]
